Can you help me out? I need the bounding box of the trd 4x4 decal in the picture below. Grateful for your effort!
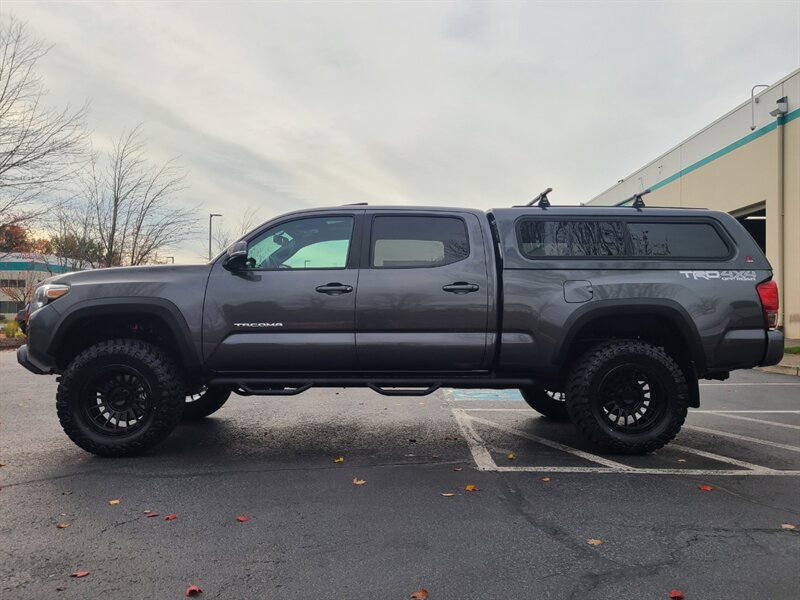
[679,270,756,281]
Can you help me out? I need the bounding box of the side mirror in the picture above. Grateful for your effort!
[222,241,248,271]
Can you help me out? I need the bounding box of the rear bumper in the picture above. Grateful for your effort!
[16,344,51,375]
[760,330,785,367]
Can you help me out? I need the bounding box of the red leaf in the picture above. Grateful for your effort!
[70,571,90,578]
[236,516,250,523]
[185,584,203,596]
[668,590,685,599]
[409,588,429,600]
[165,514,178,521]
[699,485,713,492]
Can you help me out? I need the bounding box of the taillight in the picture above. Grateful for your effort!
[756,280,779,330]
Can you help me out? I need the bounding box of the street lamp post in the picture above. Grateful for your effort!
[208,213,222,260]
[166,256,175,264]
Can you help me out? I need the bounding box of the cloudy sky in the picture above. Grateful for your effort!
[7,1,800,262]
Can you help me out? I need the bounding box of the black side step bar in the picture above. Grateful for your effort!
[234,383,313,396]
[367,383,441,397]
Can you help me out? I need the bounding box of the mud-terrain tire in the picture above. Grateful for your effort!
[565,340,689,454]
[519,387,570,421]
[183,386,231,420]
[56,339,185,457]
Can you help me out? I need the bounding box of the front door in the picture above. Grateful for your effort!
[203,212,361,372]
[355,212,491,371]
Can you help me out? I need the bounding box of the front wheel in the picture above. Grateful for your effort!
[566,340,689,454]
[56,339,185,457]
[519,387,570,421]
[183,386,231,420]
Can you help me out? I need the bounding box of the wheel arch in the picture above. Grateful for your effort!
[50,298,202,373]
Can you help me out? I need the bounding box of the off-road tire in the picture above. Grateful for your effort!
[183,387,232,420]
[519,387,570,421]
[565,340,689,454]
[56,339,185,457]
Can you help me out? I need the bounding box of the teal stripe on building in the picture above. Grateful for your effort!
[0,261,72,274]
[616,107,800,206]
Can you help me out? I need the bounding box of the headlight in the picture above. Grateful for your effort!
[30,284,70,314]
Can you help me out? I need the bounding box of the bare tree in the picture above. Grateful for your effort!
[46,199,104,270]
[0,15,88,233]
[86,125,198,267]
[213,206,260,253]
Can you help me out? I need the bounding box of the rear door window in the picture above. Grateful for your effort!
[627,222,729,258]
[517,220,626,258]
[371,216,469,268]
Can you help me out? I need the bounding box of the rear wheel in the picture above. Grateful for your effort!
[183,386,231,420]
[519,387,570,421]
[56,339,185,457]
[566,340,689,454]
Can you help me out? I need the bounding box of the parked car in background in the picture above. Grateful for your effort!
[16,305,28,335]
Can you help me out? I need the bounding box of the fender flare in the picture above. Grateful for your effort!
[49,297,203,372]
[554,299,706,375]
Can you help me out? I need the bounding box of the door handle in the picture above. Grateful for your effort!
[315,283,353,295]
[442,282,480,294]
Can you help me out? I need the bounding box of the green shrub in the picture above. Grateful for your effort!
[3,318,20,338]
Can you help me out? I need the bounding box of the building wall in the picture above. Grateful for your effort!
[589,69,800,339]
[0,255,73,320]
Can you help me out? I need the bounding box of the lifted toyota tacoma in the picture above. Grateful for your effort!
[18,201,784,456]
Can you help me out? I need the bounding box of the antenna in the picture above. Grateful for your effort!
[526,187,553,208]
[622,188,651,209]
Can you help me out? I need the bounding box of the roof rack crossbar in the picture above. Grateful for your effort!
[526,187,553,208]
[623,188,651,209]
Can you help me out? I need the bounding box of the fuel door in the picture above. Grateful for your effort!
[563,280,593,303]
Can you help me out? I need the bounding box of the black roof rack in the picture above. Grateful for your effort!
[525,187,553,208]
[622,188,651,209]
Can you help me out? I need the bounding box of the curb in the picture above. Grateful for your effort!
[758,364,800,377]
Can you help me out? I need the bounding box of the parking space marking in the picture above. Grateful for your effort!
[683,425,800,453]
[704,413,800,430]
[669,444,778,473]
[698,383,800,386]
[463,411,633,470]
[446,389,800,476]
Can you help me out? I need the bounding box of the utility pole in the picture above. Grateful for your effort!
[208,213,222,260]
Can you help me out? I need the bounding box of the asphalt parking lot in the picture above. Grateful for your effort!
[1,350,799,600]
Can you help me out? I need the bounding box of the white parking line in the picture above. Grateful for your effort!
[670,444,778,473]
[692,410,800,414]
[683,425,800,453]
[699,383,800,386]
[450,408,496,471]
[701,413,800,430]
[465,412,633,470]
[493,467,800,476]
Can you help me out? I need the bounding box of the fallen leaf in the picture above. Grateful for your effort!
[352,477,366,485]
[145,512,159,518]
[668,590,685,599]
[165,514,178,521]
[465,484,478,492]
[699,485,713,492]
[62,491,72,496]
[452,467,463,472]
[56,586,66,591]
[444,436,459,441]
[108,499,121,506]
[56,523,70,529]
[506,453,516,460]
[333,457,345,463]
[0,463,5,467]
[70,571,90,578]
[441,492,457,497]
[409,588,429,600]
[586,538,604,546]
[677,459,687,463]
[236,516,250,522]
[185,584,203,596]
[541,477,551,482]
[409,439,417,443]
[781,523,796,530]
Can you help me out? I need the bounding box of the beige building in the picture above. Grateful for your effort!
[589,69,800,340]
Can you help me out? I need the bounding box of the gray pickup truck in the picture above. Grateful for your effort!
[18,203,784,457]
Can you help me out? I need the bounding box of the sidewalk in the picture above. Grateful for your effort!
[760,352,800,377]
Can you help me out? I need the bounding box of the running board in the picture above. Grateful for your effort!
[207,376,537,397]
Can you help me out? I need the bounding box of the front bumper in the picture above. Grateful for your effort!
[16,344,51,375]
[760,330,785,367]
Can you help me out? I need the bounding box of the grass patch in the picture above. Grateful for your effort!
[784,347,800,355]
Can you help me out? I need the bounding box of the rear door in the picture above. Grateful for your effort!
[355,211,491,371]
[203,211,362,372]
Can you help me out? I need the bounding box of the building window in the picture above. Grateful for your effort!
[0,301,22,313]
[370,216,470,268]
[0,279,26,288]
